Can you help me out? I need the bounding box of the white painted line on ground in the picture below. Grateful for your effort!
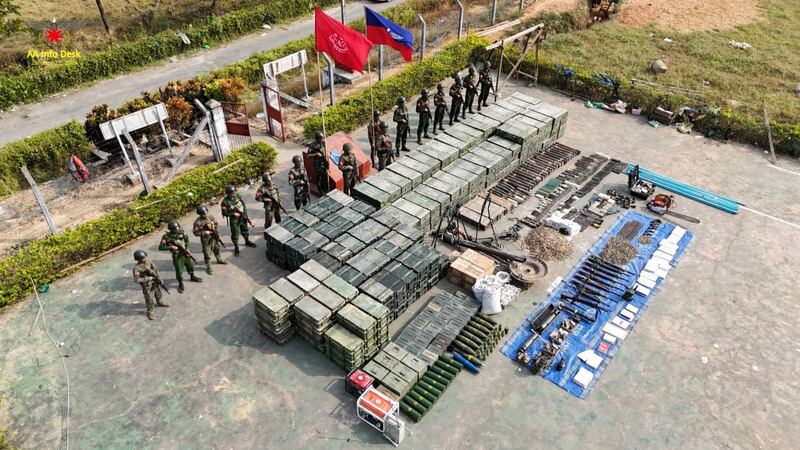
[740,206,800,231]
[768,164,800,177]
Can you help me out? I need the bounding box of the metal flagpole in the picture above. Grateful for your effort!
[315,50,331,193]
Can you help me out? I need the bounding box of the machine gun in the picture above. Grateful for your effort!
[143,269,170,295]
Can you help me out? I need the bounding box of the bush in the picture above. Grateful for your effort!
[0,0,339,110]
[0,121,92,195]
[165,96,194,132]
[0,142,277,307]
[303,35,489,138]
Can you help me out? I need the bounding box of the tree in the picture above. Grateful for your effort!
[95,0,112,35]
[0,0,22,38]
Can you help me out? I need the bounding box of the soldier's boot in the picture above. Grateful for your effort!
[234,243,240,257]
[147,310,155,320]
[245,239,257,248]
[178,279,185,294]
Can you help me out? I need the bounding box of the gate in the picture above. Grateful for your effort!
[221,102,252,150]
[261,81,286,142]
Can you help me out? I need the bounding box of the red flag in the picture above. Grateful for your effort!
[315,7,372,73]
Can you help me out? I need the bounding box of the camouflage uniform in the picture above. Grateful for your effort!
[338,150,359,196]
[255,183,283,228]
[393,103,409,154]
[221,193,254,254]
[449,79,463,125]
[158,227,199,290]
[433,87,447,133]
[192,215,225,274]
[478,65,493,109]
[288,166,310,210]
[133,259,166,317]
[462,69,478,117]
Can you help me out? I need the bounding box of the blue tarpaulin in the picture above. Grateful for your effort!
[501,211,694,398]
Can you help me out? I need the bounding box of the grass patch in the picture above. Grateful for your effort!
[537,0,800,123]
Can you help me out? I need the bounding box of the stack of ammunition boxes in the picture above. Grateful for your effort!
[252,287,295,345]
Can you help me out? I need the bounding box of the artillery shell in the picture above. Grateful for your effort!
[434,360,459,376]
[416,379,444,397]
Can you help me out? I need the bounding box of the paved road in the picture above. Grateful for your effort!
[0,1,398,146]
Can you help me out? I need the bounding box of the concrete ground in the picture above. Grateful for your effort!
[2,80,800,449]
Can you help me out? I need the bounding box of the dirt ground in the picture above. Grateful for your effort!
[617,0,763,32]
[0,142,214,257]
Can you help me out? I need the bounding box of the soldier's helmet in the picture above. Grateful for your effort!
[314,131,324,141]
[168,220,179,231]
[468,66,475,74]
[262,173,272,183]
[436,83,444,90]
[133,250,147,262]
[343,143,353,153]
[397,96,405,105]
[420,89,428,98]
[196,205,208,216]
[373,109,380,118]
[225,184,236,194]
[379,122,389,131]
[292,155,303,165]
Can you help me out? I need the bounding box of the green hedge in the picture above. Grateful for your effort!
[0,0,338,110]
[0,121,91,195]
[501,48,800,157]
[0,142,277,307]
[303,35,490,138]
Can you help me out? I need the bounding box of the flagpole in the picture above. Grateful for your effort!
[315,49,331,193]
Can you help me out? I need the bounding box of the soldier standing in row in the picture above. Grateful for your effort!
[288,155,310,210]
[133,250,169,320]
[306,131,329,194]
[338,143,359,196]
[192,205,227,275]
[478,60,494,110]
[433,83,447,134]
[449,74,463,125]
[416,89,432,145]
[159,220,202,293]
[367,109,381,168]
[377,122,393,171]
[393,96,410,154]
[221,185,256,257]
[255,173,284,228]
[462,66,478,118]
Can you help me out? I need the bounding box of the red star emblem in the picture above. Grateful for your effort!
[44,24,65,45]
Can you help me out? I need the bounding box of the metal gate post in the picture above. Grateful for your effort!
[418,14,426,61]
[455,0,464,40]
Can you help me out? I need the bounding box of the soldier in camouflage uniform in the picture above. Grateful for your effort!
[478,60,494,110]
[338,143,359,196]
[449,74,463,125]
[132,250,169,320]
[367,109,381,168]
[221,184,257,257]
[462,66,478,117]
[192,205,227,275]
[393,96,410,154]
[159,220,202,293]
[377,122,393,171]
[288,155,310,210]
[433,83,447,134]
[255,173,283,228]
[416,89,432,145]
[306,131,329,194]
